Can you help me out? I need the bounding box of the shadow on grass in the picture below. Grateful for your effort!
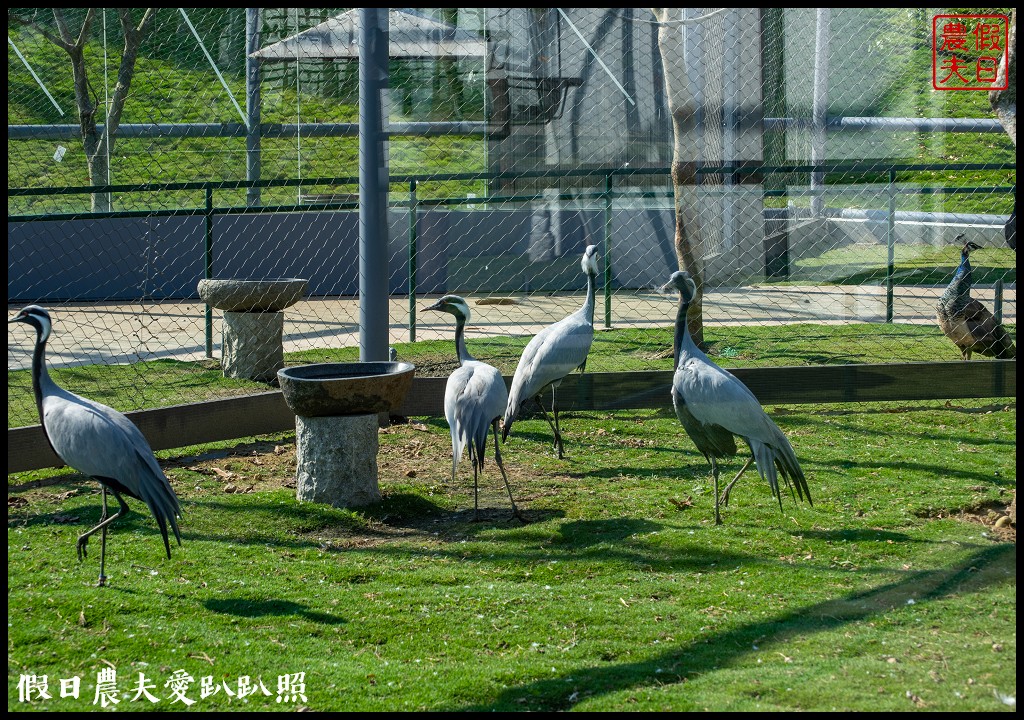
[555,518,664,547]
[790,527,919,544]
[203,597,346,625]
[446,542,1016,712]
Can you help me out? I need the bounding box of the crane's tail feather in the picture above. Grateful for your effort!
[451,424,465,470]
[134,450,183,557]
[454,403,492,473]
[750,434,811,509]
[770,432,811,505]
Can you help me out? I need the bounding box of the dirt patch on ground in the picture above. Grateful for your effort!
[10,420,1015,548]
[958,490,1016,543]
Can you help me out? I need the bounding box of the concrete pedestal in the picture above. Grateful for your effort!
[294,413,381,508]
[222,311,284,383]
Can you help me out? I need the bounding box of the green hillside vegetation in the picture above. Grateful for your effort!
[7,12,486,214]
[8,10,1014,216]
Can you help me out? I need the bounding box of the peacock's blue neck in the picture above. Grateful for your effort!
[941,250,973,311]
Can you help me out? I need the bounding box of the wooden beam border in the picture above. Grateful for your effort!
[8,361,1014,474]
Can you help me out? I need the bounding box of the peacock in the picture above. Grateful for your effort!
[936,237,1016,361]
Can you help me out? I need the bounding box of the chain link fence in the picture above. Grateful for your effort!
[8,8,1017,429]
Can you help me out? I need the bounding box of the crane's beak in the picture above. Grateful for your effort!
[422,301,443,312]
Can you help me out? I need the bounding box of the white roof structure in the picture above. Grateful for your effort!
[250,8,487,61]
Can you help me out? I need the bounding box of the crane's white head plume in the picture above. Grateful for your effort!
[423,294,471,323]
[8,305,52,342]
[661,271,697,304]
[581,245,599,276]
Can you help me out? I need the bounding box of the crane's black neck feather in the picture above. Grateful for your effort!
[454,314,474,365]
[28,322,60,458]
[672,295,690,370]
[582,267,597,325]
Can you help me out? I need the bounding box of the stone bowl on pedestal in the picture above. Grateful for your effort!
[198,278,308,312]
[197,278,308,383]
[277,361,415,417]
[277,362,416,509]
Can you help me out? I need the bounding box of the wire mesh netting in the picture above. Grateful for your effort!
[7,8,1017,428]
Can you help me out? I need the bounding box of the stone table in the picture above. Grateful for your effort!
[198,278,307,382]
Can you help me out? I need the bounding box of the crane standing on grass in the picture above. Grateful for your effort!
[503,244,600,459]
[9,305,182,586]
[424,295,525,521]
[661,271,812,525]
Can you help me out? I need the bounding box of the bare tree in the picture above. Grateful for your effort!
[651,8,707,347]
[9,9,156,212]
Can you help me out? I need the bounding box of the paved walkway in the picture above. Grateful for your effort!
[7,284,1016,371]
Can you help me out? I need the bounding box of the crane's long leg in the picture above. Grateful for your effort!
[710,459,722,525]
[493,420,526,523]
[472,458,480,522]
[533,391,564,458]
[718,456,754,508]
[551,385,565,459]
[77,486,130,586]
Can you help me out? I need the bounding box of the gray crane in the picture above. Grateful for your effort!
[9,305,182,586]
[503,245,599,458]
[936,237,1016,360]
[424,295,525,521]
[661,272,812,524]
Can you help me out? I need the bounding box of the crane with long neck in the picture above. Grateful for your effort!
[663,271,811,524]
[425,295,525,521]
[503,245,600,458]
[9,305,182,586]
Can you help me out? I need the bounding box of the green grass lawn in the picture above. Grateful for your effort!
[790,245,1017,285]
[7,397,1016,711]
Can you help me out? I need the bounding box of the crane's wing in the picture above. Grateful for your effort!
[671,384,737,461]
[446,361,507,471]
[42,388,182,555]
[507,314,594,411]
[674,358,776,443]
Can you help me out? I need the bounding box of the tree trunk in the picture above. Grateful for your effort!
[989,10,1016,146]
[46,10,108,212]
[653,8,706,348]
[26,9,156,212]
[433,9,465,118]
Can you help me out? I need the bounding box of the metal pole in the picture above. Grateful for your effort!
[246,8,261,207]
[723,9,740,252]
[886,168,895,323]
[408,179,418,342]
[811,8,830,217]
[994,278,1004,323]
[603,172,613,329]
[205,187,214,358]
[359,8,390,362]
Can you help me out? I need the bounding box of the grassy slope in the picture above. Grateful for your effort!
[8,14,1014,212]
